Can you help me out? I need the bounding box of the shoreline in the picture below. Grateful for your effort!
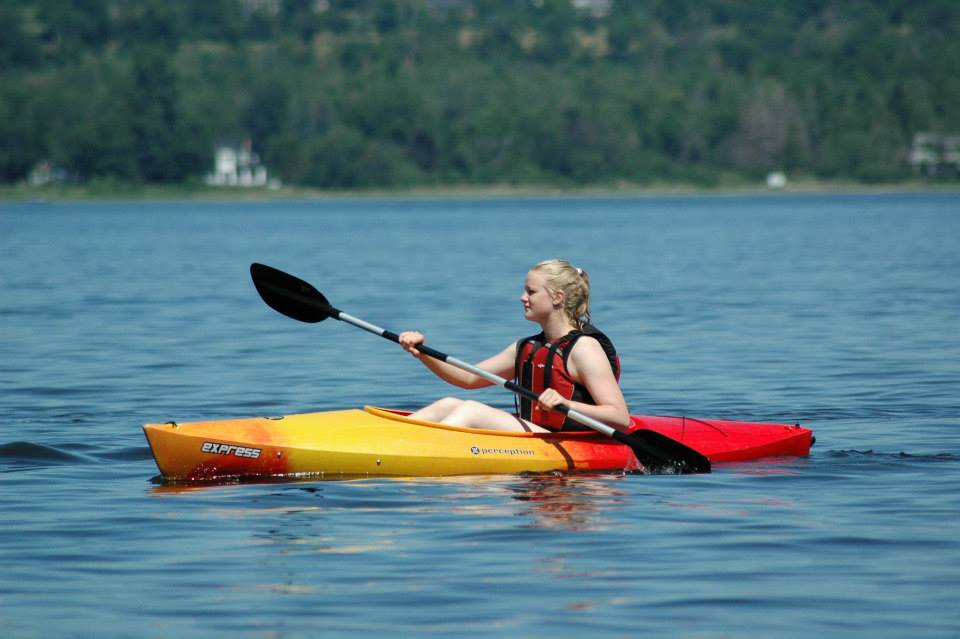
[2,179,957,203]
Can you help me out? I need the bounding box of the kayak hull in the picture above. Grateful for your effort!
[143,407,813,481]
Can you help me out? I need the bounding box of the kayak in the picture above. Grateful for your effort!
[143,406,814,482]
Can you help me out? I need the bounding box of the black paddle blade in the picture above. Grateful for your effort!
[615,429,712,474]
[250,263,337,323]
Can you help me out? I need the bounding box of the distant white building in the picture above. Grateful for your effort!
[27,160,64,186]
[206,143,275,187]
[571,0,612,17]
[766,171,787,189]
[910,133,960,177]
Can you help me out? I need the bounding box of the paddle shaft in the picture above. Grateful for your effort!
[334,309,623,439]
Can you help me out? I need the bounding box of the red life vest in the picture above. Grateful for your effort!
[514,325,620,431]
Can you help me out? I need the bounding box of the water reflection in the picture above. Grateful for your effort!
[148,472,634,535]
[508,474,631,532]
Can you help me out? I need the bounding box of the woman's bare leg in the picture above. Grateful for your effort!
[408,397,464,422]
[409,398,549,432]
[440,400,549,432]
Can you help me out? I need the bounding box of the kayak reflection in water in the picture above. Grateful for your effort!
[398,259,630,433]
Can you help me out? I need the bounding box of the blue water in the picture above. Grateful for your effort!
[1,193,958,638]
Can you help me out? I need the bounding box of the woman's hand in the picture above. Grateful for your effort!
[398,331,425,358]
[537,388,567,413]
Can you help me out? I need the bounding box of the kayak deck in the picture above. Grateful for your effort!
[630,414,813,463]
[143,406,813,482]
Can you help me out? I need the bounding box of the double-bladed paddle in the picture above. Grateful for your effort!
[250,262,711,474]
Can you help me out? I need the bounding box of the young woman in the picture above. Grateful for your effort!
[398,259,630,433]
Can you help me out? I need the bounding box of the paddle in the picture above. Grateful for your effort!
[250,262,711,474]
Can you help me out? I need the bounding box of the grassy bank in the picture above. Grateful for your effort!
[2,178,957,203]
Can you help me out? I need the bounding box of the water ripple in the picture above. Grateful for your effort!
[0,441,88,465]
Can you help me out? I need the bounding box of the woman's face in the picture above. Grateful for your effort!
[521,270,558,322]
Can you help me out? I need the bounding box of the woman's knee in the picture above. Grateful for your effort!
[450,400,488,418]
[433,397,464,412]
[410,396,463,421]
[444,400,499,427]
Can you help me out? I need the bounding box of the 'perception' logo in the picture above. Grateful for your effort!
[469,446,534,457]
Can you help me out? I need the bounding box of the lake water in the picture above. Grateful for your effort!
[1,193,958,638]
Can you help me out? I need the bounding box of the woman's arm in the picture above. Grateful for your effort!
[399,332,517,389]
[538,337,631,430]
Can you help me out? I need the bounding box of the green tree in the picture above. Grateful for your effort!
[42,55,137,179]
[129,46,205,181]
[0,2,41,70]
[0,82,40,180]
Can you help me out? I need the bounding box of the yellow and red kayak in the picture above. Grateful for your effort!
[143,406,813,481]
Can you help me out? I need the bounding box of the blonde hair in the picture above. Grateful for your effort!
[532,259,591,328]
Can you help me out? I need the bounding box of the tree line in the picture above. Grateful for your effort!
[1,0,958,188]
